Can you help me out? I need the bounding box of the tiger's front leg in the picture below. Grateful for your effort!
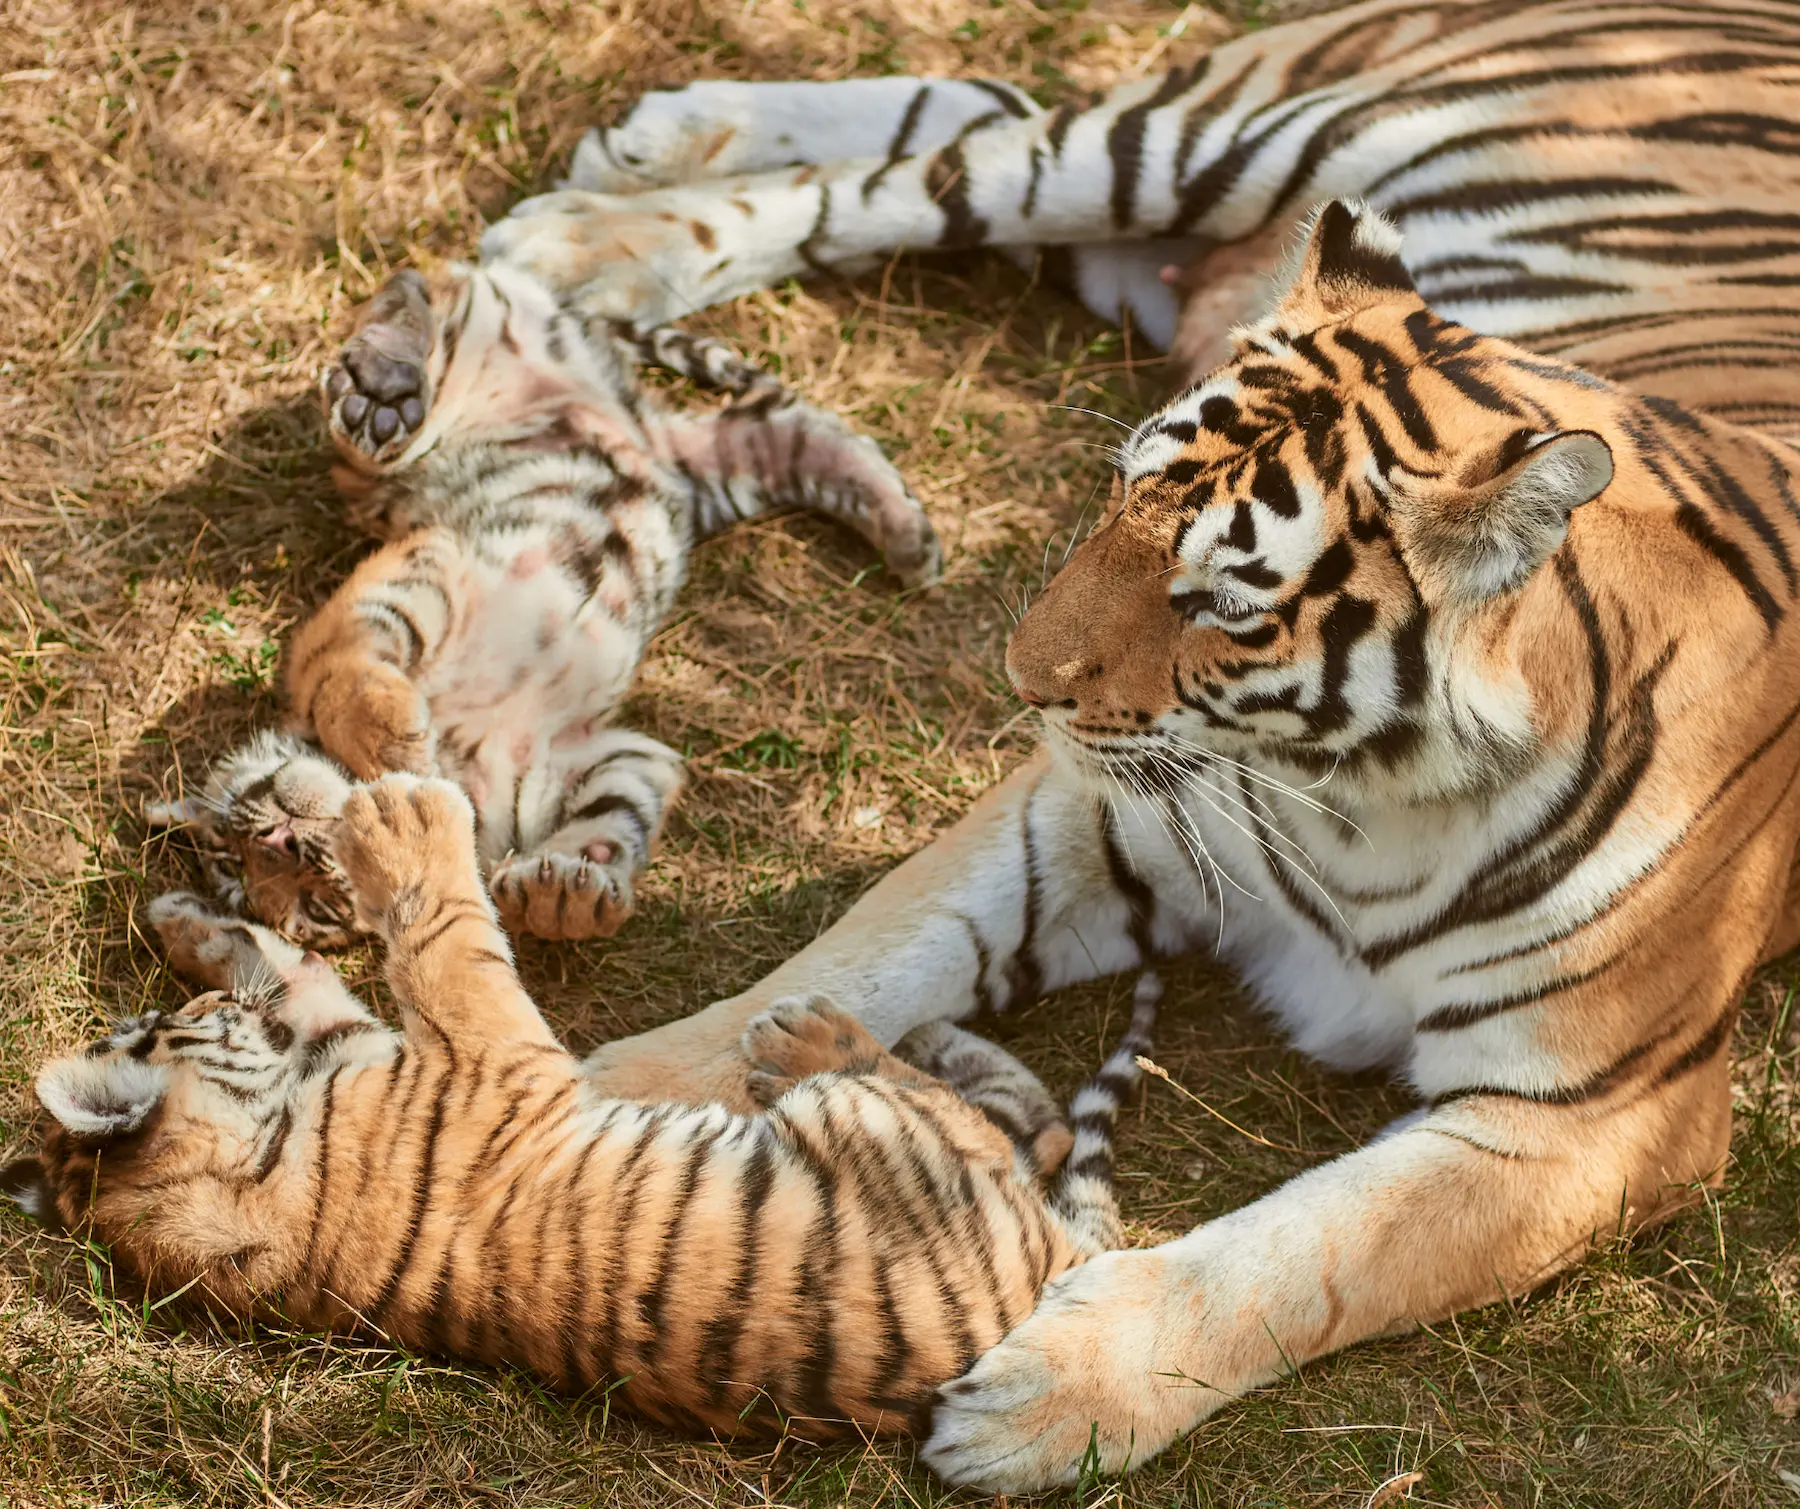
[332,774,559,1049]
[284,531,465,781]
[577,750,1213,1104]
[924,1067,1733,1491]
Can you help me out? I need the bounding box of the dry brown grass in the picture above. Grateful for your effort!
[2,1,1797,1504]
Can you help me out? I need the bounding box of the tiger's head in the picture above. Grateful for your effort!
[1008,200,1616,800]
[146,731,361,947]
[1,898,381,1289]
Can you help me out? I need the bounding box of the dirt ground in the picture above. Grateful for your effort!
[1,0,1797,1504]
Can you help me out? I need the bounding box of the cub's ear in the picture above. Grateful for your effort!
[1400,429,1614,606]
[36,1054,170,1142]
[1264,198,1418,331]
[1,1157,61,1231]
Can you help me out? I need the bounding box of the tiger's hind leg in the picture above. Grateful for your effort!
[895,1021,1074,1177]
[322,269,434,470]
[489,730,683,942]
[566,77,1041,194]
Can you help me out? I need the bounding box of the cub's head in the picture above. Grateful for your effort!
[1008,200,1616,796]
[2,902,379,1289]
[147,731,360,947]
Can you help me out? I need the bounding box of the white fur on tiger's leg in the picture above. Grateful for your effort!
[478,63,1247,333]
[925,1075,1728,1492]
[577,751,1213,1105]
[567,77,1040,194]
[649,401,942,589]
[488,729,683,942]
[565,79,1193,344]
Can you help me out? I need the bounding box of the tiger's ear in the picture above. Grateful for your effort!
[1,1157,60,1230]
[1400,430,1615,605]
[36,1054,170,1142]
[1265,199,1418,330]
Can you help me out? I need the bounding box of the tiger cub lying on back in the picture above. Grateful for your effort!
[4,776,1152,1437]
[150,262,938,947]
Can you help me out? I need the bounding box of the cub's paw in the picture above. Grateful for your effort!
[308,661,435,781]
[323,269,433,466]
[146,891,305,990]
[331,776,482,933]
[924,1249,1192,1492]
[490,848,633,941]
[741,995,882,1105]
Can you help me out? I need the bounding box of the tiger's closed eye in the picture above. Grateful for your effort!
[1171,588,1265,624]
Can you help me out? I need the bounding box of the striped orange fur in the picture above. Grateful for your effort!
[6,777,1154,1440]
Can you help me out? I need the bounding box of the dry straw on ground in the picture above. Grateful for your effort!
[1,1,1797,1505]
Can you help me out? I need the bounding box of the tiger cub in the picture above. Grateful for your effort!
[4,776,1154,1437]
[148,262,940,946]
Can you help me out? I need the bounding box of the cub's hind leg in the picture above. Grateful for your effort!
[742,995,1015,1166]
[742,995,937,1102]
[895,1021,1074,1177]
[489,730,683,942]
[323,268,434,471]
[652,400,941,589]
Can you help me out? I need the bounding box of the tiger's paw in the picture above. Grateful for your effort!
[146,890,306,991]
[324,269,433,467]
[490,847,633,941]
[742,995,883,1104]
[480,182,817,329]
[332,776,483,935]
[924,1248,1194,1492]
[306,660,435,782]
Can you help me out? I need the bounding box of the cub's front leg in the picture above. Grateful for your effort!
[284,531,465,781]
[333,775,558,1048]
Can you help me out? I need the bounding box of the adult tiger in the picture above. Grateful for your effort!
[483,0,1800,436]
[461,0,1800,1490]
[486,196,1800,1488]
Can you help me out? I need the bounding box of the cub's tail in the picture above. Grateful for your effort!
[1053,970,1160,1258]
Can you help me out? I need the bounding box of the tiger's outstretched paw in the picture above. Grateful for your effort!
[332,775,483,935]
[489,848,633,941]
[146,890,306,991]
[481,182,818,329]
[924,1248,1189,1492]
[742,995,884,1105]
[324,269,433,466]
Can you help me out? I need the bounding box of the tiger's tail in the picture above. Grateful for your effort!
[1052,970,1160,1259]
